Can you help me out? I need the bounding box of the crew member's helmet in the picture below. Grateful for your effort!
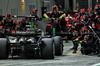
[5,14,12,18]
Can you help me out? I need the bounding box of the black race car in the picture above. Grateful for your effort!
[0,16,63,59]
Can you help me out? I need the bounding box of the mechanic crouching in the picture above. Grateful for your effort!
[71,17,80,50]
[73,26,93,53]
[71,9,88,50]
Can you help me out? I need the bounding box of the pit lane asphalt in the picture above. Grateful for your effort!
[0,40,100,66]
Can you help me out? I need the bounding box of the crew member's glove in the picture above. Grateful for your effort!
[44,14,49,19]
[79,41,83,44]
[75,38,79,41]
[73,38,79,42]
[59,14,66,19]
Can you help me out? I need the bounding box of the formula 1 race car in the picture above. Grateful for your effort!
[0,29,55,59]
[22,16,63,56]
[0,15,63,59]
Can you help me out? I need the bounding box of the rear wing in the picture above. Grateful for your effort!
[4,30,42,36]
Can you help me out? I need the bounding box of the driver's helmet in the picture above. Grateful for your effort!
[52,5,58,15]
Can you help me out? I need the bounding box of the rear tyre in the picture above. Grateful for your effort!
[0,38,8,59]
[41,38,54,59]
[53,36,63,56]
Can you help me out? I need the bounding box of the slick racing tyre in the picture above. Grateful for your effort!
[41,38,54,59]
[53,36,63,56]
[0,38,9,59]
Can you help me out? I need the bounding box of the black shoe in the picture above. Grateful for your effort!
[73,49,77,53]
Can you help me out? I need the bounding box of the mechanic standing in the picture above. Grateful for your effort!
[73,26,93,53]
[31,9,40,29]
[59,15,68,42]
[44,5,66,36]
